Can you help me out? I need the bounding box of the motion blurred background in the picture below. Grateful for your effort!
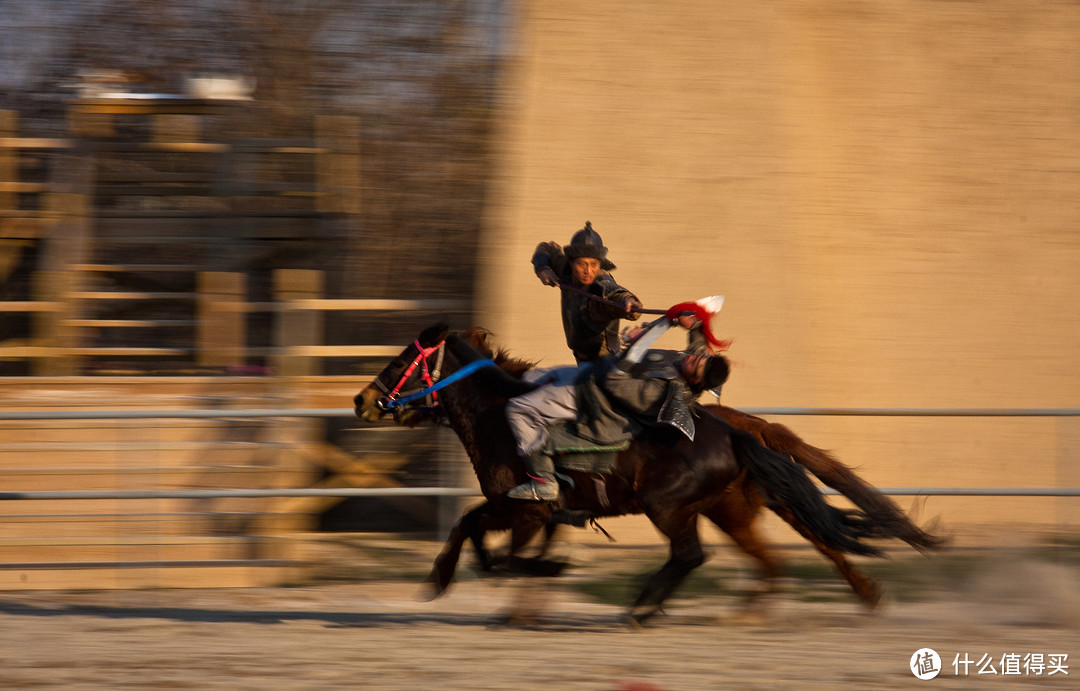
[0,1,1077,588]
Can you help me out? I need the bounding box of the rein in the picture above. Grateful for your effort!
[558,282,731,351]
[378,357,498,410]
[557,281,668,315]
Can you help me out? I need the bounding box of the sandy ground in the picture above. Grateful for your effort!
[0,534,1078,690]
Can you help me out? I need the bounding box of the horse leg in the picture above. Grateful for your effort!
[499,510,565,627]
[505,508,566,577]
[770,504,883,609]
[426,503,492,598]
[534,522,562,560]
[628,510,706,627]
[460,501,505,571]
[701,485,784,608]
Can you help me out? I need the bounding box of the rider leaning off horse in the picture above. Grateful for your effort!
[506,222,730,501]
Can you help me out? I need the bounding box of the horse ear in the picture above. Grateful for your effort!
[417,322,450,348]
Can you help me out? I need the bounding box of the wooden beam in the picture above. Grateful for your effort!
[197,272,246,369]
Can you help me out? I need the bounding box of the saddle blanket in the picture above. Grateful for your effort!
[546,423,629,473]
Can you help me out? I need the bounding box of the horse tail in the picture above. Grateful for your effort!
[729,429,882,557]
[757,421,946,551]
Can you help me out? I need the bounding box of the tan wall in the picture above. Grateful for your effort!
[480,1,1080,538]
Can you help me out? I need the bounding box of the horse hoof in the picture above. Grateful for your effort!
[863,588,890,614]
[497,612,543,628]
[420,577,448,601]
[626,606,658,629]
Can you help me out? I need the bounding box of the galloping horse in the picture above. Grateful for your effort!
[354,323,940,624]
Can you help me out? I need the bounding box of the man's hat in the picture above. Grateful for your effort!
[564,221,616,270]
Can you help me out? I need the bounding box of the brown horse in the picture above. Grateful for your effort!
[364,326,943,611]
[355,323,940,624]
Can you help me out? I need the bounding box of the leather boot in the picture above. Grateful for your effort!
[506,450,559,501]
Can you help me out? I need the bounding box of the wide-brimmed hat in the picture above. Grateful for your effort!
[563,221,616,270]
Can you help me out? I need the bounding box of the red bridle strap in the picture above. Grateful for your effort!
[386,340,444,401]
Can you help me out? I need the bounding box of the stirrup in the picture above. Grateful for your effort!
[507,479,559,501]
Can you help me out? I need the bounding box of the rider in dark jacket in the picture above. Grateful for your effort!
[532,221,643,363]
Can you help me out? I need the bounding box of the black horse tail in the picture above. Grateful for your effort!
[730,429,882,557]
[758,422,946,552]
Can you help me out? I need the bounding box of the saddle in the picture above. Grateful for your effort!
[545,422,629,473]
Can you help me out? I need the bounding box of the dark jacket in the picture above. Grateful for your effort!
[532,241,640,364]
[570,349,704,446]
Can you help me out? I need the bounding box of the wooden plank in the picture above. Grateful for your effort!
[66,347,190,356]
[286,298,469,311]
[0,182,50,193]
[0,216,52,240]
[273,345,409,358]
[0,138,72,149]
[62,319,193,328]
[0,301,62,312]
[95,171,214,184]
[269,147,325,155]
[95,182,317,196]
[68,291,192,301]
[73,264,201,272]
[141,142,228,153]
[95,184,216,196]
[0,346,56,358]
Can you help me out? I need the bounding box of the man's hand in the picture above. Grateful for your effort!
[536,267,559,287]
[621,325,646,346]
[624,296,644,320]
[676,313,699,329]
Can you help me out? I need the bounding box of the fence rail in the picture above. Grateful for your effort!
[0,487,1078,501]
[1,406,1076,500]
[3,406,1076,421]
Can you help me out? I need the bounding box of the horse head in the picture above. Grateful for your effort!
[353,323,537,426]
[353,322,450,424]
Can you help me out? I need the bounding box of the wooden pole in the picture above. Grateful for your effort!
[315,115,361,216]
[197,271,246,370]
[273,269,324,377]
[0,110,15,211]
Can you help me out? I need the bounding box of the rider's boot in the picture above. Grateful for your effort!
[507,450,559,501]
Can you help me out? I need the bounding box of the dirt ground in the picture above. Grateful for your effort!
[0,533,1077,690]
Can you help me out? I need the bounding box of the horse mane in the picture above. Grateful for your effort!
[444,328,537,398]
[459,327,537,380]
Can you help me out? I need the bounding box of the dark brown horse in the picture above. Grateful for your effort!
[354,323,940,624]
[361,326,943,611]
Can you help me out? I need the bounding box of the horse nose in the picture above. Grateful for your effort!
[353,390,372,416]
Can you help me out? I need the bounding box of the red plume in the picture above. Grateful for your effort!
[664,300,732,352]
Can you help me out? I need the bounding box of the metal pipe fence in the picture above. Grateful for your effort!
[0,406,1077,500]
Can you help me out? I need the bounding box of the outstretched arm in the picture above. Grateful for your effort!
[531,241,566,287]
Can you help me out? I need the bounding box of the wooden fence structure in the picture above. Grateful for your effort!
[1,99,369,376]
[0,100,474,589]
